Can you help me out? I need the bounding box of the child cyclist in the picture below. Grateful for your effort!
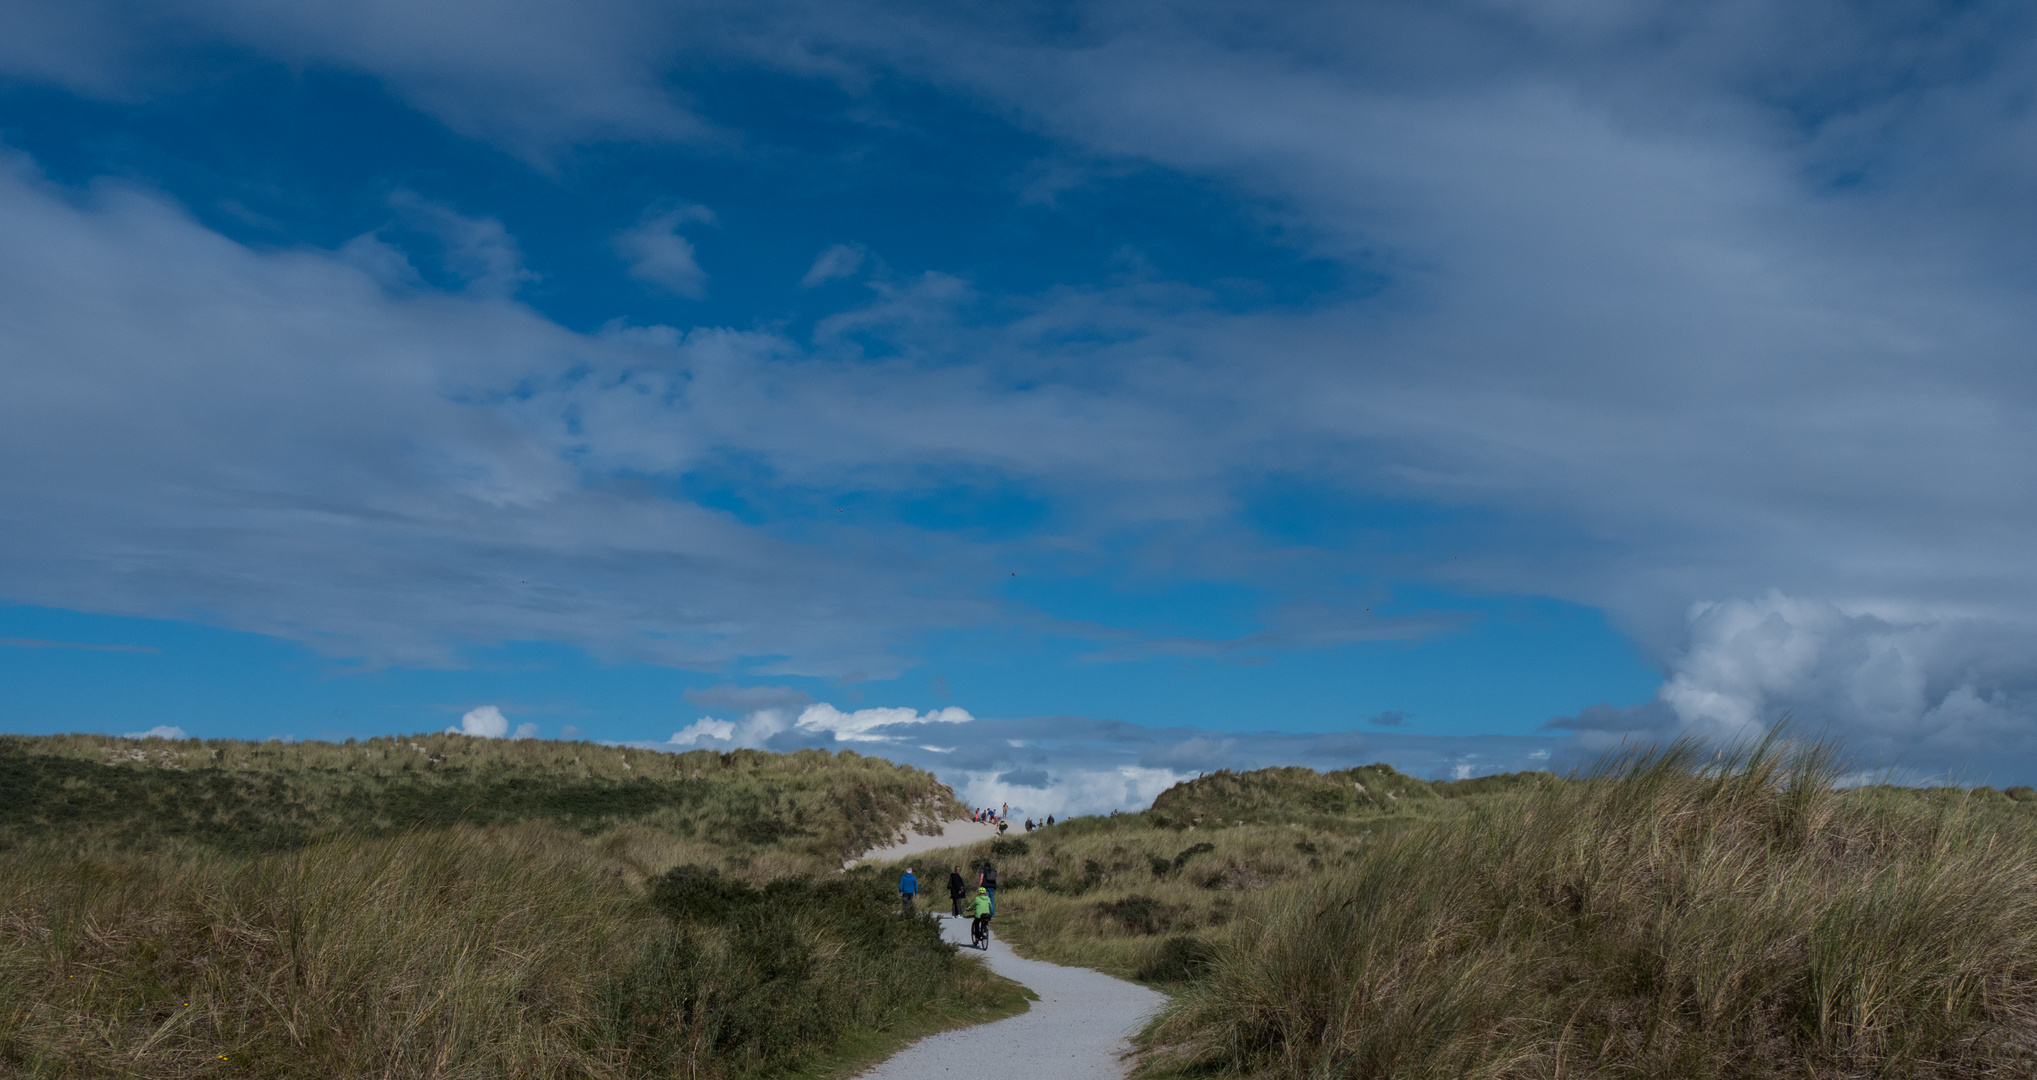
[968,885,993,948]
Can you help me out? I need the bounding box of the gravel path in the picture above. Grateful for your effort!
[857,915,1168,1080]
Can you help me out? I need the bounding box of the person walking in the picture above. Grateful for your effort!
[899,867,918,915]
[948,865,967,917]
[978,861,998,915]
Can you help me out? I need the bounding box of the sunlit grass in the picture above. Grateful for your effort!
[0,735,1013,1079]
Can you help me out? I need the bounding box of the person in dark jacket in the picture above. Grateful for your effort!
[978,861,998,915]
[948,865,967,917]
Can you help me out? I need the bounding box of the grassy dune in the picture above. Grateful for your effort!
[1147,743,2037,1077]
[1,733,962,863]
[0,735,1019,1079]
[872,764,1550,985]
[880,747,2037,1078]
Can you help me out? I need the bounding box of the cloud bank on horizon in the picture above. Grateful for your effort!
[633,697,1559,816]
[3,0,2036,787]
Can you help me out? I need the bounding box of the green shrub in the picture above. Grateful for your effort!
[1093,894,1182,936]
[1136,935,1218,984]
[604,866,970,1077]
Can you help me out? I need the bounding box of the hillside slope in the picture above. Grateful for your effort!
[1147,762,1554,827]
[0,734,1010,1079]
[0,732,962,860]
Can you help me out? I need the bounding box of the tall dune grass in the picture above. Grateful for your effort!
[1145,740,2037,1078]
[0,736,1013,1079]
[0,825,1020,1078]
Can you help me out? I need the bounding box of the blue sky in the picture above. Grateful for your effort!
[4,0,2037,811]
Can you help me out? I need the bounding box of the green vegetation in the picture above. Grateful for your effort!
[882,747,2037,1078]
[0,734,1021,1079]
[1,732,960,862]
[1145,763,1554,830]
[874,763,1544,986]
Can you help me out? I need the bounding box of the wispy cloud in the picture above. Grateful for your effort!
[121,724,187,739]
[1,637,157,653]
[801,243,866,287]
[616,204,716,298]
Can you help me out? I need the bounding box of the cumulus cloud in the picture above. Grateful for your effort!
[667,717,738,746]
[1,0,2036,781]
[121,724,186,740]
[794,703,974,743]
[800,243,866,287]
[632,694,1564,816]
[450,705,510,738]
[1550,593,2037,781]
[615,204,715,298]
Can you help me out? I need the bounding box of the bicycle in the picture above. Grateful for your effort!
[970,915,990,950]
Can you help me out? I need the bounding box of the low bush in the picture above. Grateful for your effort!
[1136,935,1218,984]
[604,866,977,1077]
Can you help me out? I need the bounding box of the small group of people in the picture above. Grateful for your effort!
[971,803,1058,834]
[896,861,1000,946]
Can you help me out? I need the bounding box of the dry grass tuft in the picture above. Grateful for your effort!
[1146,738,2037,1079]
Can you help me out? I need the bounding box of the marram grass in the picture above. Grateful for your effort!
[882,744,2037,1078]
[1145,740,2037,1079]
[0,736,1015,1079]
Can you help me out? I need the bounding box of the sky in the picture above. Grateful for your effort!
[4,0,2036,814]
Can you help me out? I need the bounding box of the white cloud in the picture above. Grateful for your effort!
[667,716,737,745]
[514,722,539,739]
[387,190,535,297]
[801,243,866,287]
[629,700,1566,813]
[4,3,2037,782]
[958,764,1190,819]
[793,703,974,743]
[615,204,715,298]
[663,707,797,748]
[1553,592,2037,780]
[450,704,511,738]
[121,724,186,740]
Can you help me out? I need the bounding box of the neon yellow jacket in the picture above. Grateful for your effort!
[969,888,992,917]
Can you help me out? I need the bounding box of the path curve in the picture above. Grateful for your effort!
[858,915,1167,1080]
[846,820,1003,867]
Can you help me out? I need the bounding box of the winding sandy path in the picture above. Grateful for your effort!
[846,820,1003,868]
[857,915,1168,1080]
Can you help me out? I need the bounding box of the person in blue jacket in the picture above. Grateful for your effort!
[899,867,918,915]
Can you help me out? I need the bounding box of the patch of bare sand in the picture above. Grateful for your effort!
[845,820,1003,868]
